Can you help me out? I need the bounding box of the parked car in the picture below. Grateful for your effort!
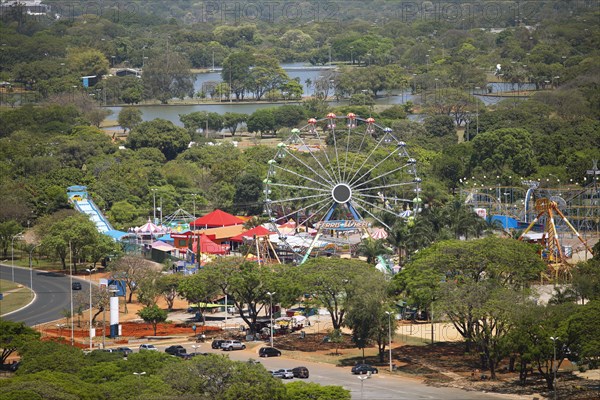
[115,347,133,356]
[273,369,294,379]
[139,344,158,352]
[72,282,82,290]
[351,364,378,375]
[211,339,226,349]
[221,340,246,351]
[270,370,284,378]
[165,345,186,355]
[292,366,309,379]
[259,347,281,357]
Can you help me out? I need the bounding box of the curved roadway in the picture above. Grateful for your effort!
[0,264,90,326]
[1,264,515,399]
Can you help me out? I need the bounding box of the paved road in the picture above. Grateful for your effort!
[135,341,515,400]
[0,264,90,326]
[1,264,515,399]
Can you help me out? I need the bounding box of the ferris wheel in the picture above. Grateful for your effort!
[264,113,422,263]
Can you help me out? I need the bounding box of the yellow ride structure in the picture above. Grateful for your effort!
[518,198,594,281]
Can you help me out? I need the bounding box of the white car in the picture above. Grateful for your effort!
[139,344,158,351]
[220,340,246,351]
[272,369,294,379]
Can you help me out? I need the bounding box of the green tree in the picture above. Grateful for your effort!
[0,220,22,258]
[232,174,263,215]
[394,237,546,378]
[298,258,373,330]
[126,119,191,161]
[67,48,109,78]
[142,50,194,104]
[117,108,143,133]
[222,112,247,136]
[135,269,163,307]
[0,319,40,365]
[156,274,181,311]
[272,105,307,129]
[40,213,105,272]
[109,256,157,303]
[356,238,391,265]
[137,305,168,336]
[470,128,537,177]
[160,354,286,400]
[179,111,224,136]
[571,259,600,302]
[285,381,351,400]
[18,341,87,375]
[565,300,600,366]
[222,51,254,101]
[247,109,275,136]
[178,271,221,326]
[423,115,455,137]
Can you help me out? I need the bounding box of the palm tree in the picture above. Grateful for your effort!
[387,220,410,265]
[357,238,391,264]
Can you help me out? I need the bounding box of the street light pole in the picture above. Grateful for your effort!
[550,336,559,400]
[69,241,74,346]
[191,194,197,218]
[385,311,393,372]
[28,244,41,290]
[87,268,94,351]
[474,86,481,136]
[11,232,23,282]
[357,374,371,400]
[267,291,276,347]
[150,188,157,224]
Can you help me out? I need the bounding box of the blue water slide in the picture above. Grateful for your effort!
[67,186,127,239]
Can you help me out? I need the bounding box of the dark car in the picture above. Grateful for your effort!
[165,345,186,355]
[115,347,133,356]
[9,361,21,372]
[211,339,226,349]
[351,364,378,375]
[72,282,82,290]
[292,366,309,379]
[259,347,281,358]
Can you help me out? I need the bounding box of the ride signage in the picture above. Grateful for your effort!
[315,220,370,230]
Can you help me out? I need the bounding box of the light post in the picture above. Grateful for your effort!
[474,86,481,136]
[11,232,23,282]
[192,344,199,355]
[191,194,197,218]
[357,373,371,400]
[86,268,94,351]
[69,241,74,346]
[267,291,276,347]
[550,336,559,400]
[28,244,41,290]
[134,372,146,378]
[349,46,354,65]
[385,311,393,372]
[150,188,157,224]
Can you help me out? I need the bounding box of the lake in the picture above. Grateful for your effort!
[104,64,532,127]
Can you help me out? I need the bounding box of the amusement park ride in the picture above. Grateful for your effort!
[518,198,595,280]
[263,113,421,264]
[463,161,599,281]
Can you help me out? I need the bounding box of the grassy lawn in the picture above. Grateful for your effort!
[0,279,34,315]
